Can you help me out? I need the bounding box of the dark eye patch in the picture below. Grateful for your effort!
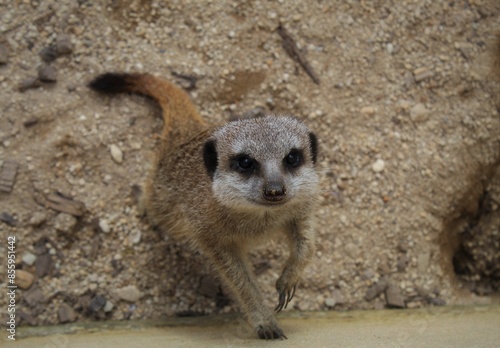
[230,154,258,175]
[284,149,303,169]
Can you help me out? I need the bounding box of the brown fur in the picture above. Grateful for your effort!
[89,73,319,340]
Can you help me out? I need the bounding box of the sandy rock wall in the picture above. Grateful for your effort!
[0,0,499,326]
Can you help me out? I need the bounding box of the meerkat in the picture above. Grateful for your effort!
[89,72,319,340]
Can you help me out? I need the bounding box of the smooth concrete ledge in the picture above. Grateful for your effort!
[5,305,500,347]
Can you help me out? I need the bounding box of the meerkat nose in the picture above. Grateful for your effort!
[263,182,287,201]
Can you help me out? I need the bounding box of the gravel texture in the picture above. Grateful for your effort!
[0,0,499,327]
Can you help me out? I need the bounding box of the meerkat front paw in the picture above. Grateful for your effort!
[275,272,298,312]
[256,321,287,340]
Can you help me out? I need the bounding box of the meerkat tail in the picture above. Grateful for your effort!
[88,73,207,139]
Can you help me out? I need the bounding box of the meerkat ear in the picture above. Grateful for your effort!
[308,132,318,164]
[203,140,218,178]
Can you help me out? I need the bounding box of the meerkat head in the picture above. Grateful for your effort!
[203,116,319,211]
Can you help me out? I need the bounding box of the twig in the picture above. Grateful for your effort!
[171,71,199,90]
[276,24,320,85]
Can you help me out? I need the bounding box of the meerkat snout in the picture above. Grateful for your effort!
[263,181,287,202]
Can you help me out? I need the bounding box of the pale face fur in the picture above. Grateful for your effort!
[208,116,319,213]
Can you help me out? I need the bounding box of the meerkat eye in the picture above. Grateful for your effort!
[238,156,253,169]
[284,149,303,168]
[230,154,257,174]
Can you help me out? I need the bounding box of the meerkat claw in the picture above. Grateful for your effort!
[275,292,286,312]
[257,324,287,340]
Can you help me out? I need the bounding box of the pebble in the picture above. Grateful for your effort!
[22,252,37,266]
[35,254,53,278]
[89,295,107,312]
[386,43,394,55]
[56,36,74,55]
[39,45,58,63]
[372,159,385,173]
[16,270,35,289]
[397,254,409,272]
[417,251,431,273]
[103,300,114,313]
[410,103,430,123]
[332,289,346,304]
[39,37,74,63]
[324,297,336,308]
[110,144,123,163]
[18,77,42,92]
[129,230,141,244]
[0,212,16,226]
[18,310,37,326]
[54,213,77,232]
[38,64,57,82]
[98,219,111,233]
[23,287,45,307]
[360,106,376,115]
[58,304,77,323]
[413,67,433,82]
[365,279,388,301]
[0,44,8,64]
[385,284,406,308]
[29,212,47,226]
[114,285,143,302]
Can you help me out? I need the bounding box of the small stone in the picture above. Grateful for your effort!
[55,36,74,55]
[114,285,143,302]
[16,270,35,289]
[360,106,376,115]
[18,310,37,326]
[365,279,388,301]
[103,300,114,313]
[54,213,77,233]
[0,212,16,226]
[386,43,394,54]
[332,289,346,304]
[98,219,110,233]
[0,44,9,64]
[325,298,336,308]
[89,295,107,312]
[372,159,385,173]
[110,144,123,163]
[429,297,446,306]
[410,103,430,123]
[38,64,57,82]
[385,284,406,308]
[58,304,77,323]
[397,254,408,272]
[29,212,47,226]
[39,45,58,63]
[24,287,45,307]
[129,230,141,244]
[22,252,37,266]
[413,67,433,82]
[19,77,42,92]
[35,254,53,278]
[0,160,19,193]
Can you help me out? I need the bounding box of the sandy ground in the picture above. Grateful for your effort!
[7,305,500,348]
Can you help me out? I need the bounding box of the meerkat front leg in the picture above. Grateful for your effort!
[203,242,287,340]
[275,218,315,312]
